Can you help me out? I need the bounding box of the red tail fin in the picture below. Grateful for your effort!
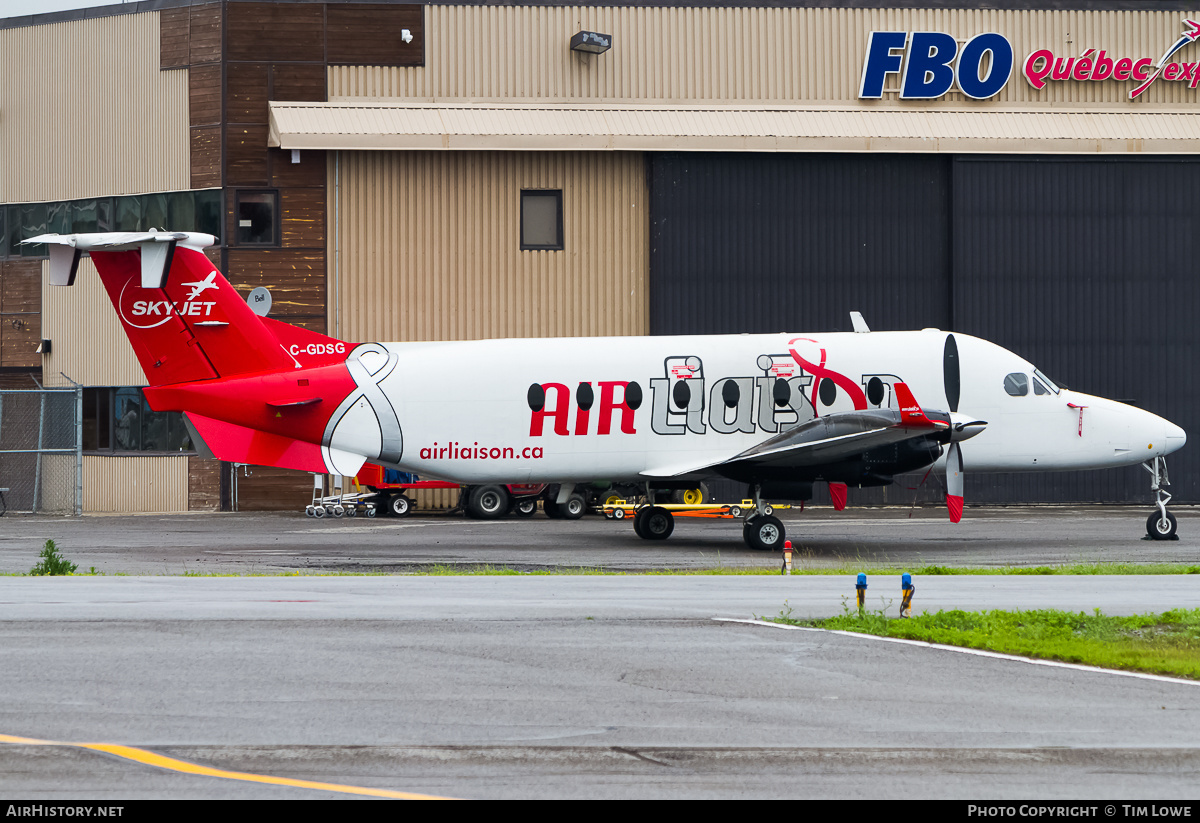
[87,246,340,385]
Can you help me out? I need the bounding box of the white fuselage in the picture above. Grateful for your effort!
[324,329,1184,484]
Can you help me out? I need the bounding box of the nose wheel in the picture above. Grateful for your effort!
[1144,457,1178,540]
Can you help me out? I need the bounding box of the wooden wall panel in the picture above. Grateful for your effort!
[280,188,325,247]
[328,4,423,67]
[227,2,324,64]
[233,464,312,511]
[0,317,39,369]
[270,147,326,188]
[225,249,326,318]
[159,6,190,69]
[188,455,221,511]
[0,260,41,369]
[227,62,269,125]
[226,124,270,186]
[0,260,41,314]
[190,126,222,189]
[272,63,326,102]
[189,63,222,127]
[189,2,222,65]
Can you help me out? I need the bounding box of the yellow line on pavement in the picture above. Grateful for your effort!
[0,733,451,799]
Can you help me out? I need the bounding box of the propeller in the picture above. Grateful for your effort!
[942,334,987,523]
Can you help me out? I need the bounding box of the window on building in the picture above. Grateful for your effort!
[82,387,192,453]
[520,190,563,250]
[236,190,279,245]
[4,191,222,259]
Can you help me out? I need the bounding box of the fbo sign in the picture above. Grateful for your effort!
[859,31,1014,99]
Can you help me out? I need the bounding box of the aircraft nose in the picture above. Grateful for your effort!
[1137,410,1186,457]
[1163,420,1187,455]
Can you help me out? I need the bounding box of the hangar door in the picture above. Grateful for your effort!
[649,153,1199,504]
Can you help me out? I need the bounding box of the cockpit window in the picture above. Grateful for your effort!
[1033,369,1060,395]
[1004,373,1028,396]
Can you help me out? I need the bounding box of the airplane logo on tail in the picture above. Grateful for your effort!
[182,272,220,301]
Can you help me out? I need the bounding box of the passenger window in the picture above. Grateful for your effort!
[1004,373,1028,396]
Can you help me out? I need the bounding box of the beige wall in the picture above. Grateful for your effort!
[330,6,1200,108]
[0,11,189,203]
[41,257,143,388]
[82,454,189,513]
[329,150,648,343]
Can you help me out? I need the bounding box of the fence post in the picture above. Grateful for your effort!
[75,386,83,516]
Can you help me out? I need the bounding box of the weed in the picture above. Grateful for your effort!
[29,540,77,576]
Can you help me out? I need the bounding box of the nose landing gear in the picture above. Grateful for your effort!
[741,484,786,551]
[1144,456,1178,540]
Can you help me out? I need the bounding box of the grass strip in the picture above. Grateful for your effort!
[766,604,1200,680]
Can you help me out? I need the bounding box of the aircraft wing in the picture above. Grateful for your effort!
[643,384,949,479]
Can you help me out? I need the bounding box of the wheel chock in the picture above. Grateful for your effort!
[900,572,914,618]
[856,572,867,612]
[781,540,792,575]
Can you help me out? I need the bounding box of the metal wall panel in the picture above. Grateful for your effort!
[82,454,189,513]
[330,150,648,343]
[41,258,144,389]
[329,6,1200,107]
[952,155,1200,503]
[649,152,952,336]
[0,12,189,203]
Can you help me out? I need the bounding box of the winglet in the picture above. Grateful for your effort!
[893,383,947,429]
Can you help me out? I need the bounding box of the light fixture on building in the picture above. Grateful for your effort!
[291,149,301,164]
[570,31,611,55]
[36,338,51,355]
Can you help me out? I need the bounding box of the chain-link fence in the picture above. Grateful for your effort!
[0,388,81,515]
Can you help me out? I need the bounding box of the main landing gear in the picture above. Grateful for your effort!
[1144,456,1178,540]
[628,483,786,551]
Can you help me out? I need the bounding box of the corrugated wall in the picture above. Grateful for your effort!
[0,12,189,202]
[330,150,648,343]
[82,454,189,513]
[330,6,1200,107]
[41,257,144,389]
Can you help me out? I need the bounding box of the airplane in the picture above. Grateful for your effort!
[26,230,1187,549]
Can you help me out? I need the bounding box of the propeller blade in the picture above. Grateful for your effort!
[944,334,960,414]
[828,481,848,511]
[946,442,964,523]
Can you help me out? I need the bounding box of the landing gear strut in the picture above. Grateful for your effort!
[741,484,786,551]
[1144,456,1178,540]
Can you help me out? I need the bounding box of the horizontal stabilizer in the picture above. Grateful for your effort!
[186,412,365,476]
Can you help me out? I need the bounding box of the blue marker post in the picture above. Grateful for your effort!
[901,572,914,618]
[856,572,867,613]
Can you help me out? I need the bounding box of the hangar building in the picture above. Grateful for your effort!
[0,0,1195,512]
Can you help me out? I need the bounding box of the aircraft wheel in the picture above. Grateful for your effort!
[513,498,537,517]
[673,484,709,505]
[556,494,587,520]
[1147,510,1178,540]
[632,507,650,539]
[641,506,675,540]
[388,494,412,517]
[467,485,510,519]
[743,515,785,551]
